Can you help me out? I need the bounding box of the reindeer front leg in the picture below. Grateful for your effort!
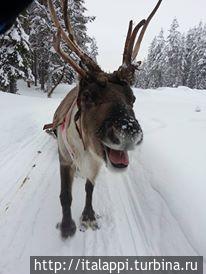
[80,179,100,231]
[58,164,76,238]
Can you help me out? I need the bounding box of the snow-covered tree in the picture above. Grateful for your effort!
[147,29,166,88]
[89,37,98,62]
[197,24,206,89]
[135,61,149,89]
[69,0,95,52]
[184,25,200,88]
[27,0,98,93]
[185,22,206,89]
[135,18,206,90]
[0,19,33,93]
[163,19,184,87]
[27,0,61,90]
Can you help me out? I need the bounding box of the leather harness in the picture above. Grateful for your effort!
[43,97,86,161]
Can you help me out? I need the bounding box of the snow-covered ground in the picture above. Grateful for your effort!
[0,82,206,274]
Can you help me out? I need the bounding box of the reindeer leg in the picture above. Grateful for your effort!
[80,179,100,231]
[58,164,76,238]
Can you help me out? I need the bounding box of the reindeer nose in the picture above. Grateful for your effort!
[105,119,143,149]
[118,119,143,149]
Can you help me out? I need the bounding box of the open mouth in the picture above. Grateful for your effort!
[103,145,129,169]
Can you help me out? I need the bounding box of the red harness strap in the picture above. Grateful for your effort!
[43,97,86,156]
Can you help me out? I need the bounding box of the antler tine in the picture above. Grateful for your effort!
[48,0,77,53]
[53,29,87,78]
[60,0,76,43]
[122,20,133,65]
[127,19,146,65]
[47,0,101,75]
[132,0,162,61]
[122,20,145,66]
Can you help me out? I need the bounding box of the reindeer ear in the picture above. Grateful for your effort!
[116,61,142,85]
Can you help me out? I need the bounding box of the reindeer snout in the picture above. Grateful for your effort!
[117,118,143,149]
[106,126,121,145]
[131,119,143,145]
[103,118,143,150]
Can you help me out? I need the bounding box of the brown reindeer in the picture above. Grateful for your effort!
[44,0,162,238]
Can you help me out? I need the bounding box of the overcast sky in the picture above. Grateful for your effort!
[85,0,206,72]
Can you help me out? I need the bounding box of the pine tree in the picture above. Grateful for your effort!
[184,22,206,89]
[89,37,98,62]
[27,0,57,90]
[134,19,206,90]
[27,0,98,93]
[185,25,199,88]
[0,0,98,94]
[69,0,95,52]
[0,18,33,93]
[163,19,184,87]
[195,23,206,89]
[147,29,166,88]
[135,61,149,89]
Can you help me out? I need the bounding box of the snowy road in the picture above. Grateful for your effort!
[0,85,205,273]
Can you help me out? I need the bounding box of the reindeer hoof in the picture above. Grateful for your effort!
[91,220,101,230]
[79,211,101,232]
[79,222,88,232]
[79,219,100,232]
[57,219,76,238]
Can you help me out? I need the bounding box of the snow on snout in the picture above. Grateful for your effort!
[118,116,142,145]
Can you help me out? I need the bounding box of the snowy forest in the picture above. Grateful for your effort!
[0,0,98,95]
[135,18,206,89]
[0,2,206,94]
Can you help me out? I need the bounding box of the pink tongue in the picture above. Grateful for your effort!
[108,149,129,166]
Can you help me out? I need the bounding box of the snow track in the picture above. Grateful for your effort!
[0,85,205,274]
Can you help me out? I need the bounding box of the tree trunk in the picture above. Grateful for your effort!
[33,50,38,87]
[47,69,65,98]
[8,79,17,93]
[40,70,45,91]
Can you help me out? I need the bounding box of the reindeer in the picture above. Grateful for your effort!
[44,0,162,238]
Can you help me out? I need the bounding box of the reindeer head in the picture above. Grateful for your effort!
[48,0,162,169]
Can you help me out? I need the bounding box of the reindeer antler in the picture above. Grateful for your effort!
[47,0,162,84]
[118,0,162,84]
[122,19,146,66]
[132,0,163,61]
[53,28,87,77]
[47,0,102,79]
